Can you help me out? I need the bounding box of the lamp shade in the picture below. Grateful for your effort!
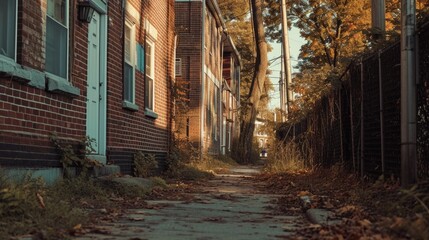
[78,1,95,23]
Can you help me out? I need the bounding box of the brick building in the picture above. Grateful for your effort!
[0,0,175,178]
[221,37,241,155]
[107,0,175,174]
[175,0,241,156]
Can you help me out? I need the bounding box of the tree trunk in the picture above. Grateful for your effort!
[234,0,268,163]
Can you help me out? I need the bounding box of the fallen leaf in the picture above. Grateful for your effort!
[298,191,311,197]
[36,192,45,209]
[73,224,82,230]
[359,219,372,227]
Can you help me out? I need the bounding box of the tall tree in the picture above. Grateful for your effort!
[263,0,428,119]
[219,0,273,162]
[218,0,272,111]
[234,0,269,163]
[263,0,372,118]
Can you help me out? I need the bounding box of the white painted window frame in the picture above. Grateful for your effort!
[175,58,182,76]
[124,20,136,103]
[0,0,17,62]
[45,0,69,80]
[145,38,155,111]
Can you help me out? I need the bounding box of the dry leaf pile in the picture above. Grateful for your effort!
[258,168,429,239]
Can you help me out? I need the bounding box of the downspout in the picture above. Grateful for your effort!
[219,33,224,155]
[70,0,75,84]
[121,0,126,100]
[167,0,172,157]
[200,0,206,158]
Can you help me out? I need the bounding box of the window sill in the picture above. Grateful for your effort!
[122,101,139,111]
[0,58,45,89]
[46,73,80,97]
[144,108,158,119]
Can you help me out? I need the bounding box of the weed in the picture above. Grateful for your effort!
[0,173,87,239]
[133,152,158,177]
[96,177,150,198]
[172,165,215,181]
[189,155,236,174]
[264,140,306,173]
[51,174,109,203]
[401,182,429,216]
[149,177,168,189]
[50,133,102,177]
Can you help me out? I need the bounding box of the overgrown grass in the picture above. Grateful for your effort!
[189,155,237,173]
[166,155,238,181]
[263,140,307,173]
[0,171,87,239]
[0,168,171,239]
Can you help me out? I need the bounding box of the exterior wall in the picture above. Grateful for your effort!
[202,5,223,155]
[107,0,175,174]
[221,48,241,155]
[0,0,88,168]
[0,0,175,175]
[175,1,203,149]
[175,0,240,157]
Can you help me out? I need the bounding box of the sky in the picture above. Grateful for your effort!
[267,26,306,110]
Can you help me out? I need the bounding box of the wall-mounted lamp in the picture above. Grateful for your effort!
[78,1,95,23]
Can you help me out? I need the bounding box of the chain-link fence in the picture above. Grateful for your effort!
[284,22,429,180]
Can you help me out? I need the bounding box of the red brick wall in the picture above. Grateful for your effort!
[0,0,90,167]
[175,1,203,148]
[106,0,175,168]
[176,1,227,155]
[1,0,175,170]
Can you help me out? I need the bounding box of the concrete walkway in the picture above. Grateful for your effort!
[77,166,302,240]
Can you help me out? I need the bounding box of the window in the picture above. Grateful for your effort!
[175,58,182,76]
[124,21,136,103]
[144,39,155,110]
[228,125,232,151]
[46,0,68,79]
[213,85,218,141]
[0,0,17,60]
[229,94,233,119]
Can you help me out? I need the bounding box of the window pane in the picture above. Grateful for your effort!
[47,0,66,25]
[46,17,67,78]
[124,25,131,62]
[124,62,133,102]
[145,43,152,76]
[145,77,153,110]
[0,0,16,59]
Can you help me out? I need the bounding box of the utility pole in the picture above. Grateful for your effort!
[371,0,386,40]
[279,70,285,121]
[280,0,292,116]
[400,0,417,186]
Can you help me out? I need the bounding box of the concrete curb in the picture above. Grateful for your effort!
[305,208,342,226]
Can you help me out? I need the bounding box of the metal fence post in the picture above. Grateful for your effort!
[360,60,365,178]
[378,51,385,176]
[400,0,417,186]
[339,88,344,164]
[350,75,356,172]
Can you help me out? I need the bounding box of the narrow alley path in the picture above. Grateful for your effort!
[77,166,303,240]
